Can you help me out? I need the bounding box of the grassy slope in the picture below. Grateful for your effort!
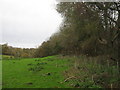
[2,56,71,88]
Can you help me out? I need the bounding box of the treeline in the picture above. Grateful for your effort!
[35,2,120,64]
[1,44,36,58]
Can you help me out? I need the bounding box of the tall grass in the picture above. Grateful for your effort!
[62,55,120,88]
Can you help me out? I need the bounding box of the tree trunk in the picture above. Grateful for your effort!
[117,11,120,72]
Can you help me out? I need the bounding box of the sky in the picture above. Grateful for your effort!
[0,0,63,48]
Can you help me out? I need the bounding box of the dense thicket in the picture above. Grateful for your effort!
[1,44,36,58]
[35,2,120,68]
[36,3,119,56]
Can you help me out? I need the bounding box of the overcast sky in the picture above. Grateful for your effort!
[0,0,63,48]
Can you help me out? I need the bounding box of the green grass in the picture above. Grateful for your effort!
[2,55,119,88]
[1,55,14,60]
[2,56,71,88]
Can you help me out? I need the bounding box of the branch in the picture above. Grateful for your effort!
[64,76,77,82]
[112,32,120,42]
[98,38,107,45]
[95,3,105,10]
[109,7,117,11]
[114,2,120,11]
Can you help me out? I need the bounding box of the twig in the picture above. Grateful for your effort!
[64,76,77,82]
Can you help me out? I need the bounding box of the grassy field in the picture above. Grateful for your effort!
[2,56,71,88]
[2,55,120,88]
